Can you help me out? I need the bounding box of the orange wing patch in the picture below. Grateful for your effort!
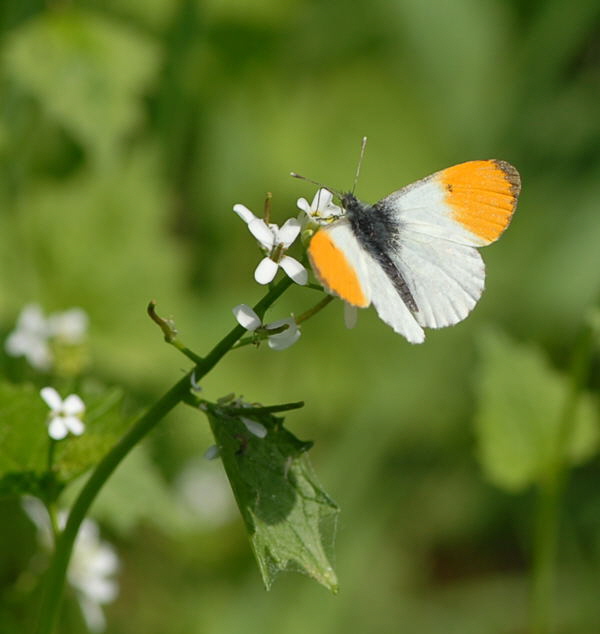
[308,230,369,307]
[439,160,521,244]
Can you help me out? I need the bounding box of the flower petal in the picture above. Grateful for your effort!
[26,341,53,370]
[63,394,85,416]
[296,197,311,214]
[344,302,359,329]
[48,417,68,440]
[254,258,278,285]
[247,218,275,249]
[240,417,267,438]
[48,308,88,342]
[78,595,107,633]
[267,318,301,350]
[19,304,49,336]
[276,218,301,247]
[279,256,308,285]
[232,304,261,331]
[232,204,256,224]
[312,188,333,210]
[6,333,52,369]
[40,387,62,411]
[64,416,85,436]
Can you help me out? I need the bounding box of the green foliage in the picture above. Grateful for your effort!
[474,330,599,491]
[0,383,48,497]
[3,9,159,163]
[0,381,127,498]
[0,0,599,632]
[206,401,339,591]
[72,444,189,536]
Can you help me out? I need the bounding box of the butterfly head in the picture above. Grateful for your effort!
[340,192,370,219]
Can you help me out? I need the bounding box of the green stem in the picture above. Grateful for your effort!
[35,275,293,634]
[531,472,562,634]
[530,318,598,634]
[296,295,333,324]
[46,440,55,473]
[47,503,60,541]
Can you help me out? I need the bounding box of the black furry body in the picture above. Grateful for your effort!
[342,193,418,313]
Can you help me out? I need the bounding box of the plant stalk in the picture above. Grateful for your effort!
[35,276,293,634]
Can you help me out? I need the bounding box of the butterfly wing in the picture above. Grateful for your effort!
[308,219,425,343]
[378,159,520,329]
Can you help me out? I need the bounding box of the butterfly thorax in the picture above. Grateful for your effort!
[341,193,418,312]
[341,193,398,254]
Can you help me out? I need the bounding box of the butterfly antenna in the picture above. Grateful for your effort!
[352,136,368,195]
[290,172,341,198]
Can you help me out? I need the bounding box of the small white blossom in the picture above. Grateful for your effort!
[40,387,85,440]
[232,304,301,350]
[297,188,343,225]
[68,519,120,632]
[22,498,119,633]
[5,304,52,370]
[233,304,262,331]
[48,308,88,343]
[233,204,308,285]
[5,304,89,370]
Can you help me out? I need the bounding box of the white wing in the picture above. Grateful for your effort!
[361,248,425,342]
[392,231,485,328]
[378,160,519,328]
[308,220,425,343]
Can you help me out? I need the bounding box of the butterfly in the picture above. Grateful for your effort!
[302,159,521,343]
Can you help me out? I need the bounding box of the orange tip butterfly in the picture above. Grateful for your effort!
[295,146,521,343]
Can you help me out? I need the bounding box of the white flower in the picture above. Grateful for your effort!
[232,304,301,350]
[233,204,308,285]
[48,308,88,343]
[40,387,85,440]
[21,498,119,633]
[297,188,343,225]
[68,518,120,632]
[5,304,89,370]
[5,304,52,370]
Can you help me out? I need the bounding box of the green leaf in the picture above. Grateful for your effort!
[0,381,128,498]
[474,330,599,492]
[0,382,51,497]
[206,402,339,591]
[3,9,159,162]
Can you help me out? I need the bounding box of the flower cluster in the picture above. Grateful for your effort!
[231,187,347,350]
[5,304,88,370]
[22,497,119,632]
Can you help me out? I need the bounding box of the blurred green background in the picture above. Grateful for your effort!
[1,0,600,632]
